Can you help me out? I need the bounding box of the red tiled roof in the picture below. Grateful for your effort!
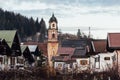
[38,43,48,56]
[53,56,75,62]
[23,42,48,56]
[92,40,107,53]
[52,56,64,61]
[57,47,75,55]
[108,33,120,48]
[54,47,75,62]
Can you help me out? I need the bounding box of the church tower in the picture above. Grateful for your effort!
[47,14,59,67]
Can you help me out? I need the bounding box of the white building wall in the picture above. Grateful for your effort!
[90,56,95,70]
[0,55,4,70]
[8,57,10,65]
[72,62,77,69]
[90,52,116,72]
[76,58,90,71]
[114,50,120,75]
[54,62,65,70]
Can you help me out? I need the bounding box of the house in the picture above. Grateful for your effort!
[28,45,40,66]
[0,30,21,70]
[58,39,92,72]
[23,42,48,66]
[90,39,116,72]
[23,42,48,57]
[53,47,75,73]
[20,45,35,68]
[53,56,65,71]
[107,33,120,75]
[90,53,115,72]
[71,47,90,72]
[0,39,11,70]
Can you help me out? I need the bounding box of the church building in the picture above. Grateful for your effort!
[47,14,59,67]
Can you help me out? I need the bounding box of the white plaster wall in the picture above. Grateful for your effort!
[8,57,10,65]
[114,50,120,75]
[72,62,77,69]
[90,52,116,72]
[54,62,65,70]
[76,58,90,71]
[0,55,4,70]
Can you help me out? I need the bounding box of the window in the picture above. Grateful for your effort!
[80,60,88,65]
[104,57,110,60]
[52,24,55,27]
[17,58,24,64]
[52,33,55,38]
[94,56,100,68]
[95,57,100,62]
[0,57,3,64]
[11,57,15,65]
[95,57,100,68]
[112,55,116,61]
[57,63,62,70]
[4,56,8,64]
[74,64,78,69]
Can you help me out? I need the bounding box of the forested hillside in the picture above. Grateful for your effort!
[0,8,47,41]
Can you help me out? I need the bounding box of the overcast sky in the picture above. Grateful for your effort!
[0,0,120,39]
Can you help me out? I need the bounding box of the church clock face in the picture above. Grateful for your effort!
[51,22,56,29]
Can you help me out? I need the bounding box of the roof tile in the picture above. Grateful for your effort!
[108,33,120,48]
[58,47,75,55]
[92,40,107,53]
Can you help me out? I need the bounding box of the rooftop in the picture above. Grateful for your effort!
[58,47,75,56]
[91,39,107,53]
[108,33,120,49]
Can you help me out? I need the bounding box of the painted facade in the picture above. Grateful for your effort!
[90,52,116,72]
[47,14,59,67]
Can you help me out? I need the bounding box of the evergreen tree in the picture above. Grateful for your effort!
[0,8,48,41]
[39,18,47,42]
[35,17,40,32]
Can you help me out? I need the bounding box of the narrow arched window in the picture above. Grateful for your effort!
[52,24,55,27]
[52,33,55,38]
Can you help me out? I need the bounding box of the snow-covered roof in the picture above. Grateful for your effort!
[28,45,37,52]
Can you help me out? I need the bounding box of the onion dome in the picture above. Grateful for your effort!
[49,14,58,23]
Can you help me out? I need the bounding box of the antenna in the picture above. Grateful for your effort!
[88,27,91,38]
